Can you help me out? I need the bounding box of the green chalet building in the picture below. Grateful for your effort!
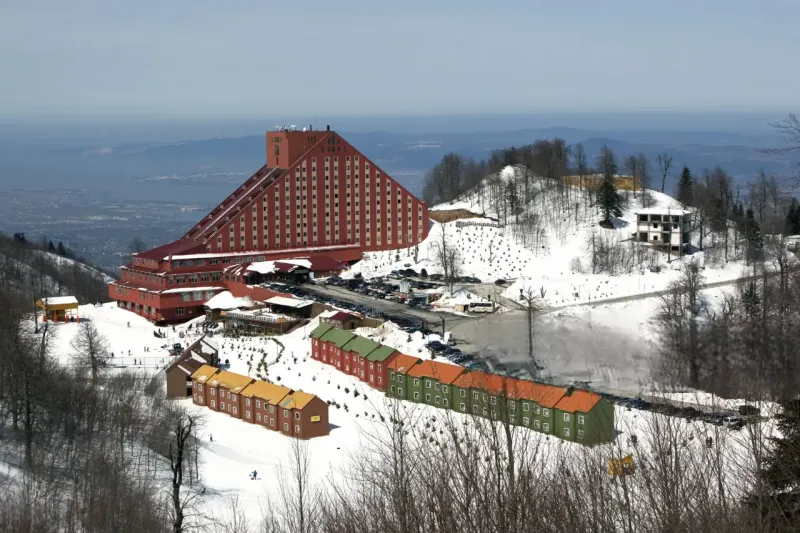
[386,354,423,401]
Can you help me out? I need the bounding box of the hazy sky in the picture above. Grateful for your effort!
[0,0,798,121]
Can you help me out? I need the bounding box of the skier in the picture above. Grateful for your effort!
[209,434,214,442]
[127,321,130,328]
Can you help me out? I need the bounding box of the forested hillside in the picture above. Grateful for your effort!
[0,232,113,306]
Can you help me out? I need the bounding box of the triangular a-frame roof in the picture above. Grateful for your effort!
[366,344,396,363]
[320,327,355,348]
[342,335,380,359]
[310,322,333,339]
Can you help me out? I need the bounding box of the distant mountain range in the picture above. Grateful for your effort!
[0,126,797,203]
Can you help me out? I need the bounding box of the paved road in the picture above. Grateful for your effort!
[544,274,755,312]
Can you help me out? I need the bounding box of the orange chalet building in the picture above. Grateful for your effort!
[109,127,430,323]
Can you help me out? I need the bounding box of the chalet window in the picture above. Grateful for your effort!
[198,384,203,392]
[443,398,449,407]
[220,402,225,409]
[233,407,237,415]
[578,415,585,425]
[490,397,496,405]
[564,428,571,437]
[425,381,431,389]
[390,386,395,394]
[442,385,448,393]
[398,388,403,395]
[534,405,540,414]
[294,412,300,420]
[509,401,516,410]
[270,418,275,427]
[534,419,541,429]
[413,379,419,386]
[434,383,440,391]
[543,409,550,417]
[378,376,382,384]
[232,394,237,401]
[543,423,550,432]
[256,400,261,408]
[564,413,570,422]
[257,413,262,421]
[578,430,585,439]
[246,398,250,406]
[472,405,479,414]
[483,407,488,416]
[283,409,289,417]
[460,403,466,411]
[210,388,215,396]
[227,392,231,399]
[377,364,382,372]
[211,400,215,408]
[246,411,250,419]
[295,424,300,433]
[460,390,466,397]
[435,397,440,404]
[270,405,274,413]
[413,392,420,400]
[283,423,289,431]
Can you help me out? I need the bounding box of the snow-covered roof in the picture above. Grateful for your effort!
[636,208,692,216]
[247,259,312,275]
[161,286,224,294]
[39,296,78,306]
[201,337,218,352]
[204,291,254,310]
[265,296,314,309]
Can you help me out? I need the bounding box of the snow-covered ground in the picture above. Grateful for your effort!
[38,301,778,523]
[346,168,759,307]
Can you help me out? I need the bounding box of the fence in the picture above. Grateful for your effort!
[455,220,502,229]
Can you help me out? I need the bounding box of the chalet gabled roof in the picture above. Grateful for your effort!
[310,323,334,339]
[341,336,380,359]
[319,327,355,348]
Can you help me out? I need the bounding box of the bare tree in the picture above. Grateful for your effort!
[767,113,800,153]
[519,286,544,372]
[168,408,201,533]
[624,155,639,198]
[70,321,109,383]
[434,225,461,294]
[278,438,317,533]
[637,153,651,205]
[657,152,673,193]
[572,143,588,191]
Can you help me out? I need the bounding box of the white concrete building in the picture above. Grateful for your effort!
[634,208,692,253]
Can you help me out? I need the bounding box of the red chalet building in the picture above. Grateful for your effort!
[109,127,430,323]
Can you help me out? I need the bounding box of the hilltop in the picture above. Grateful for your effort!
[0,232,113,305]
[347,165,759,307]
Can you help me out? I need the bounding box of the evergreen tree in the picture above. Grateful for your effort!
[48,240,56,253]
[744,208,763,261]
[677,166,694,207]
[597,175,623,225]
[57,241,67,256]
[786,197,800,235]
[755,399,800,530]
[596,146,623,225]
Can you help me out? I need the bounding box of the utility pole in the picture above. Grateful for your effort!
[440,316,446,338]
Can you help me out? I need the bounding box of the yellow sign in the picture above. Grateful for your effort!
[310,415,321,422]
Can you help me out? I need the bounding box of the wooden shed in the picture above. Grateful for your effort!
[36,296,79,323]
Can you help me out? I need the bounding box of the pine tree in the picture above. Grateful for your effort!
[57,241,67,256]
[597,176,623,225]
[745,208,763,261]
[677,166,693,207]
[596,146,623,225]
[786,197,800,235]
[47,240,55,253]
[755,399,800,529]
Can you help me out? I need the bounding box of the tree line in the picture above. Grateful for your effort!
[0,231,111,304]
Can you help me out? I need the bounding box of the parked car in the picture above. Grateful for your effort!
[494,279,507,286]
[723,416,745,429]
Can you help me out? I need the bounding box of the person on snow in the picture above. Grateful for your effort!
[209,434,213,442]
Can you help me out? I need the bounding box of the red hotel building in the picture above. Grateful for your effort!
[108,127,430,323]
